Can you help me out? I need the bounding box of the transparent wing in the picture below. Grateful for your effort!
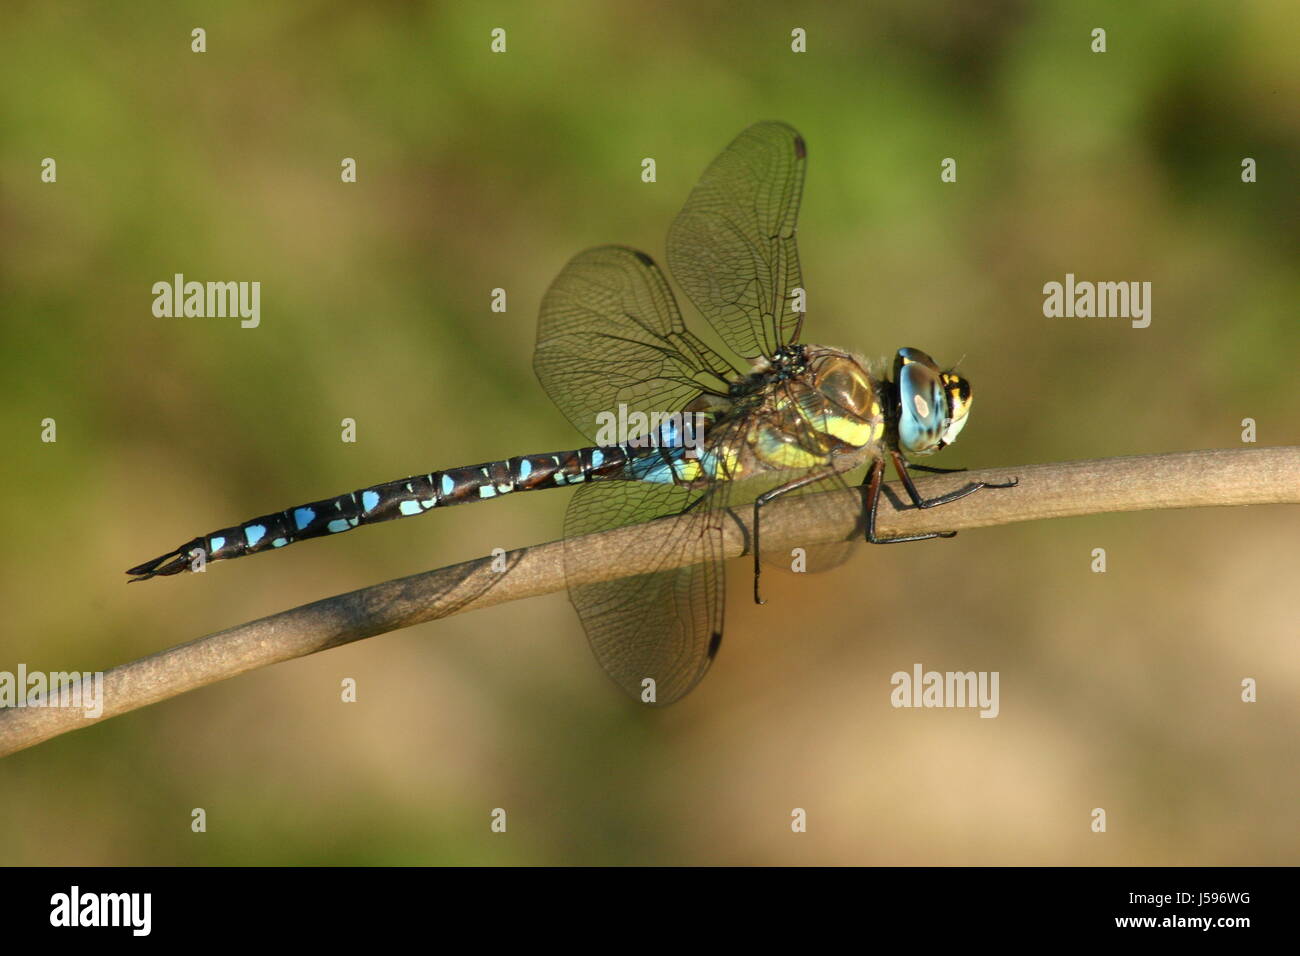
[667,121,807,360]
[751,467,866,575]
[534,245,734,444]
[563,479,726,706]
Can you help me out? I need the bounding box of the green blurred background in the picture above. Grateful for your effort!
[2,0,1296,865]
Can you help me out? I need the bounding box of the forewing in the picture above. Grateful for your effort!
[534,245,732,443]
[563,479,725,706]
[667,121,807,359]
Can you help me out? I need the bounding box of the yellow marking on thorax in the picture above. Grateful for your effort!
[821,415,875,448]
[751,423,827,469]
[760,443,823,469]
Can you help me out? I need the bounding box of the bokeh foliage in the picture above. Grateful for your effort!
[1,0,1296,864]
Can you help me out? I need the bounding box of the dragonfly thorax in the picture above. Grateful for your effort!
[731,343,811,396]
[710,345,885,477]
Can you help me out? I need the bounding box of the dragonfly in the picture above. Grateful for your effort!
[128,122,1015,704]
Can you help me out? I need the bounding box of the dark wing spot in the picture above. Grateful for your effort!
[632,250,655,267]
[707,630,724,659]
[793,135,807,159]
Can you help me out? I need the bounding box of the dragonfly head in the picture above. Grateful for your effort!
[893,348,972,456]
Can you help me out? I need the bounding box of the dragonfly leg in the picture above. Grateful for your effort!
[862,452,1018,544]
[862,458,956,545]
[906,463,967,474]
[890,450,1018,510]
[752,472,832,605]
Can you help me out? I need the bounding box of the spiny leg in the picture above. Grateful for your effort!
[889,450,1018,510]
[862,452,1018,544]
[862,458,956,545]
[905,463,967,474]
[751,472,830,605]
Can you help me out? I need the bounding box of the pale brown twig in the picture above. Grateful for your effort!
[1,446,1295,757]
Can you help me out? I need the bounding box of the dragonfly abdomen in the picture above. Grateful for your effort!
[126,445,632,581]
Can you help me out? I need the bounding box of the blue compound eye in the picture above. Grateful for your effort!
[897,360,947,455]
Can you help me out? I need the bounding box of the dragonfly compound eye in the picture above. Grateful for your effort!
[897,361,949,455]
